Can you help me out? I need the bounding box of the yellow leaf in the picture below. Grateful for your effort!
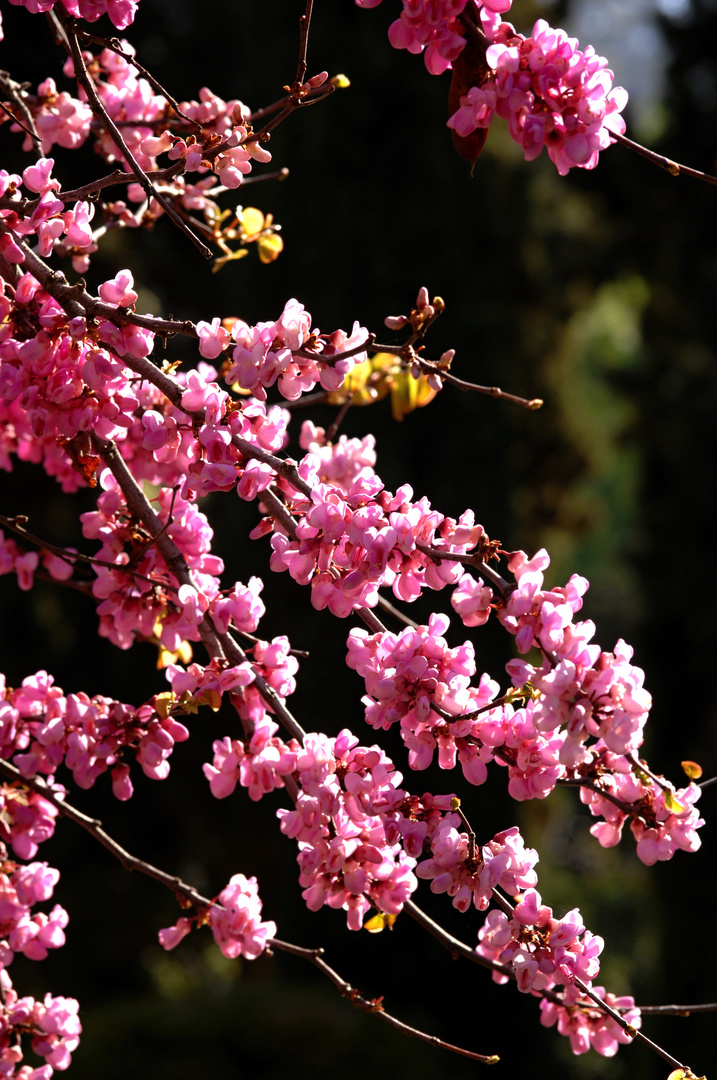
[326,352,439,418]
[363,911,398,933]
[240,206,265,236]
[389,369,417,421]
[156,638,193,670]
[154,692,174,719]
[664,791,687,814]
[257,232,284,264]
[195,689,222,712]
[326,354,391,406]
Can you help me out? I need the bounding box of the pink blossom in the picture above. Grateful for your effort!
[98,269,138,308]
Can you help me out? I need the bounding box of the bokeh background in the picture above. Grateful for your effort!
[1,0,716,1077]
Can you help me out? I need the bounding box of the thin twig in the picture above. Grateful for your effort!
[415,542,512,596]
[612,130,717,187]
[294,0,315,90]
[241,167,290,186]
[0,226,198,338]
[0,757,211,909]
[270,937,498,1064]
[0,71,43,157]
[372,343,542,409]
[0,513,178,593]
[557,776,645,820]
[636,1003,717,1015]
[573,976,687,1072]
[93,438,307,744]
[627,751,672,793]
[375,595,421,630]
[58,162,186,205]
[293,334,375,367]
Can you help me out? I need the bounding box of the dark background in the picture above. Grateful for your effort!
[1,1,716,1077]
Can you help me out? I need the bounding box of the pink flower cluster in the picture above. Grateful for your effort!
[416,821,538,912]
[168,635,299,726]
[539,984,641,1057]
[268,467,482,616]
[159,873,276,961]
[277,729,418,929]
[0,262,153,457]
[208,874,277,959]
[0,774,80,1076]
[224,300,368,401]
[0,853,67,968]
[0,972,81,1077]
[0,668,189,796]
[356,1,513,75]
[1,161,99,267]
[477,888,603,993]
[298,422,377,494]
[373,0,470,76]
[449,16,628,174]
[0,784,59,861]
[2,46,269,231]
[79,478,224,650]
[499,549,651,764]
[344,548,703,868]
[357,1,628,174]
[204,718,300,802]
[346,613,498,781]
[475,888,639,1057]
[5,0,138,30]
[579,749,703,864]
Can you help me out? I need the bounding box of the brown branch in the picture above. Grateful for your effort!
[371,343,542,409]
[415,541,512,596]
[0,513,178,594]
[572,976,687,1072]
[557,776,644,820]
[269,937,498,1064]
[636,1003,717,1016]
[58,162,186,205]
[232,438,313,498]
[241,167,290,186]
[292,333,376,367]
[0,226,198,338]
[375,595,421,630]
[0,756,211,910]
[294,0,315,91]
[612,130,717,187]
[248,79,338,125]
[626,751,672,793]
[92,438,307,744]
